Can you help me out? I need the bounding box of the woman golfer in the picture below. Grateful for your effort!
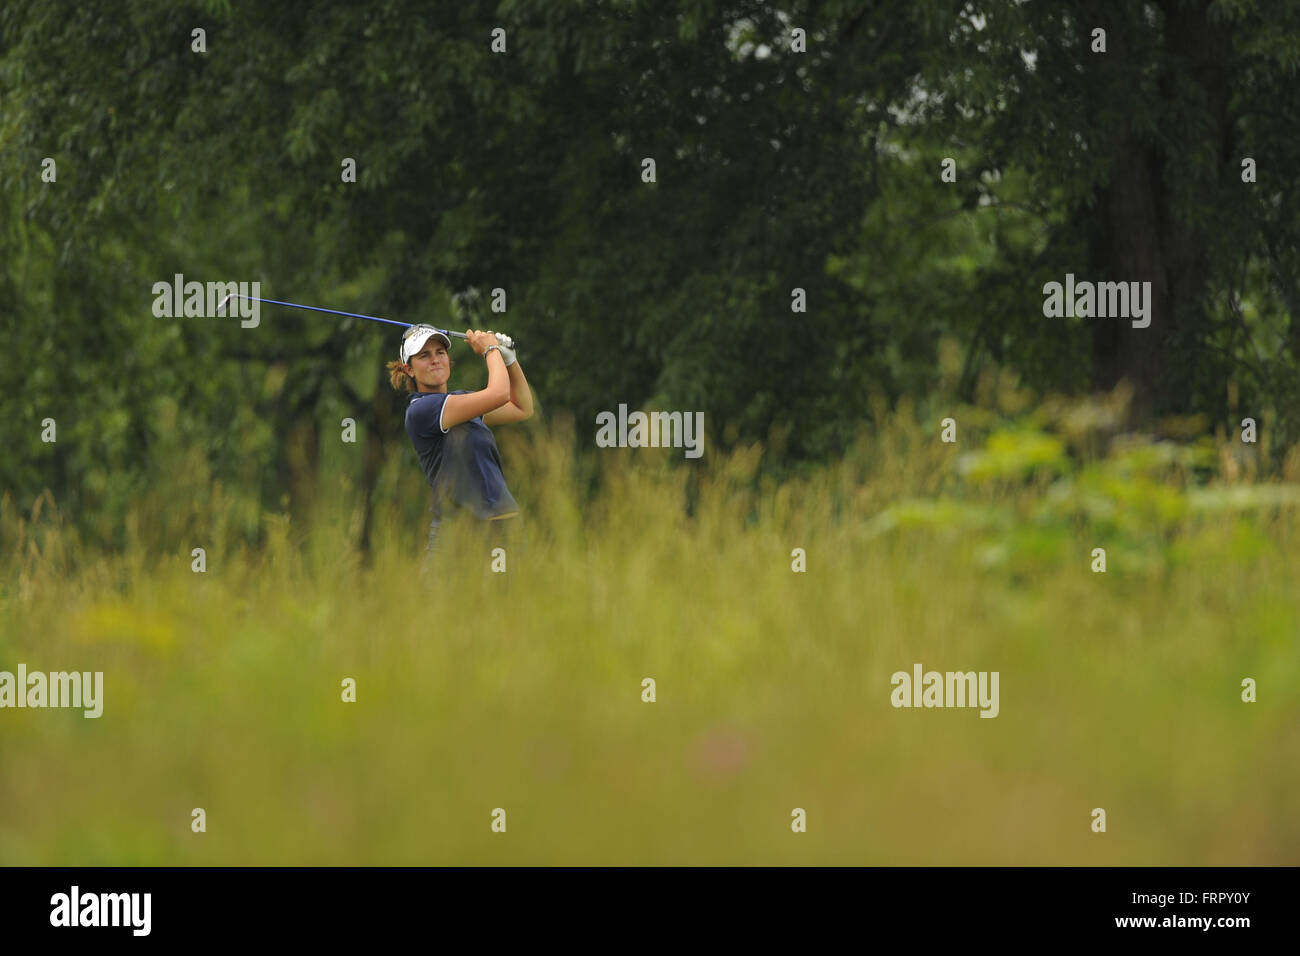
[386,324,534,570]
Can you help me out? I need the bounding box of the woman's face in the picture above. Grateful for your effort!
[406,341,450,391]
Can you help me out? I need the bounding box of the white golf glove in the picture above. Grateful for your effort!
[493,332,517,367]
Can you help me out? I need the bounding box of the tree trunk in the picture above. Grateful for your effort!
[357,382,392,567]
[1086,0,1233,424]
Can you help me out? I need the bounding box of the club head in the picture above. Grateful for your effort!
[216,294,234,315]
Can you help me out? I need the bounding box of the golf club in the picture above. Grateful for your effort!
[215,294,470,340]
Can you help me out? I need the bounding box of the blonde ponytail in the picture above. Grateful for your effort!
[386,360,416,393]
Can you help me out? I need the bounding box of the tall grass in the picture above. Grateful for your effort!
[2,386,1298,864]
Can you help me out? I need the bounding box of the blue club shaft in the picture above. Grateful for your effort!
[217,294,468,339]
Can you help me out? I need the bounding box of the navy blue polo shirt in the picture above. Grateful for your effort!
[405,389,521,521]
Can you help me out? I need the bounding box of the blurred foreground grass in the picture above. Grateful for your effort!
[2,386,1299,864]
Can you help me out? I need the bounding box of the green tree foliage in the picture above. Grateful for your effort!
[2,0,1298,547]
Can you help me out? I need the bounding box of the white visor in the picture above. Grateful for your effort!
[401,325,452,364]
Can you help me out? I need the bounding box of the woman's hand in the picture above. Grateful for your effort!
[490,332,516,366]
[464,329,499,356]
